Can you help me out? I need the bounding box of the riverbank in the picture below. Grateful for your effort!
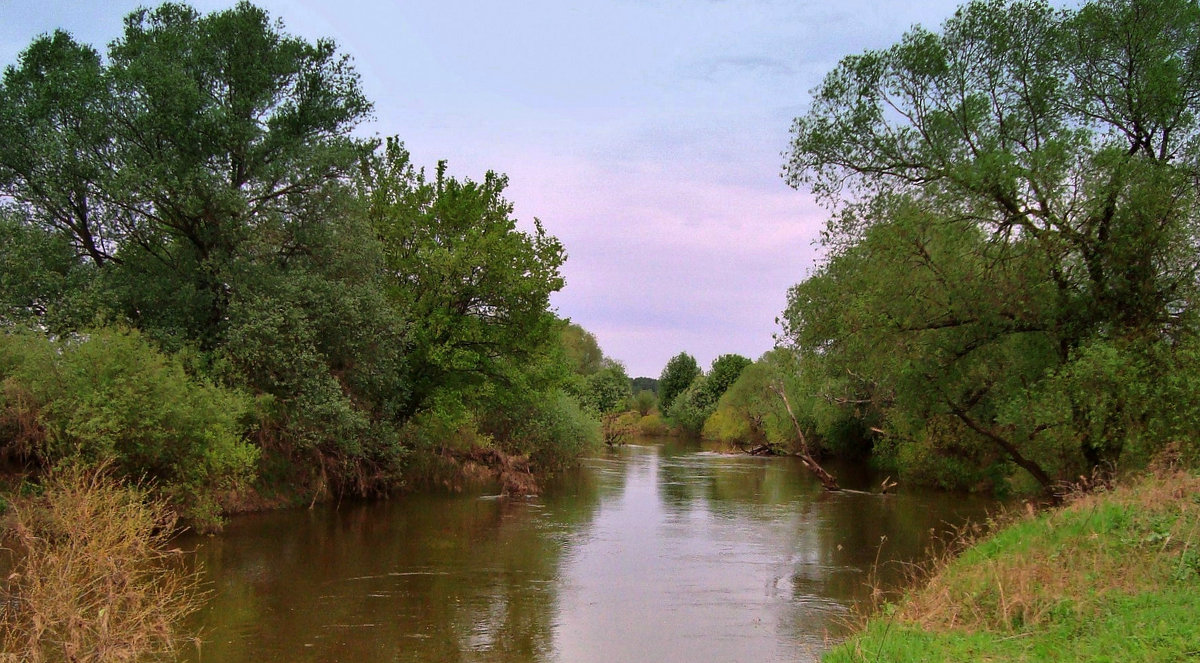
[824,466,1200,662]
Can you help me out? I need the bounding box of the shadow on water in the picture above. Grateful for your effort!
[182,438,995,663]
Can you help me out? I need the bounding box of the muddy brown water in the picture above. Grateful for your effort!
[182,439,996,662]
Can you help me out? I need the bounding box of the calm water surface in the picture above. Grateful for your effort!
[185,440,994,662]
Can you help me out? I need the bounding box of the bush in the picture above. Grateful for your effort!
[0,327,258,529]
[0,465,203,662]
[666,376,715,436]
[521,389,601,471]
[637,413,668,437]
[631,389,656,416]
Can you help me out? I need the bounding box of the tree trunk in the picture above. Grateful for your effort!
[769,382,840,491]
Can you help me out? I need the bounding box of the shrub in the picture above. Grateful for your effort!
[666,376,715,436]
[631,389,656,416]
[520,389,601,471]
[0,327,258,529]
[637,412,668,437]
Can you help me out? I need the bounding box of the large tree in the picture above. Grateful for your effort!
[0,2,373,346]
[356,138,566,422]
[658,352,701,413]
[782,0,1200,490]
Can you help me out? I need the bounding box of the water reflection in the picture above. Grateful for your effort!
[185,440,993,663]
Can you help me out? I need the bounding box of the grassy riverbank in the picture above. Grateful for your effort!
[825,467,1200,662]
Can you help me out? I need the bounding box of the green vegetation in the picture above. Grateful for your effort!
[767,0,1200,658]
[657,353,700,413]
[768,0,1200,492]
[0,328,257,529]
[0,2,611,527]
[826,467,1200,662]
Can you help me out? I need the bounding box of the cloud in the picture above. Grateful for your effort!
[689,55,796,80]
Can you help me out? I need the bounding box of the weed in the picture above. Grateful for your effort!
[0,464,203,662]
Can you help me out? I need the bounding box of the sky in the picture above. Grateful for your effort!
[2,0,971,378]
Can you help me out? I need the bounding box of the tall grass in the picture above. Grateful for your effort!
[0,465,203,662]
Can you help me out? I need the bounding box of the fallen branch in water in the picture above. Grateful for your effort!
[769,381,840,492]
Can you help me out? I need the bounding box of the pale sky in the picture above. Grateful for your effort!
[2,0,971,377]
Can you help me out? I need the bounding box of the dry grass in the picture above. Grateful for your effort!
[0,465,203,663]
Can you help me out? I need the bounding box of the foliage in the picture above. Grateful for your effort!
[0,465,203,663]
[0,327,257,529]
[701,349,841,453]
[665,376,713,436]
[580,363,633,415]
[782,0,1200,490]
[637,413,669,437]
[631,389,657,416]
[356,138,566,421]
[702,354,752,404]
[510,389,601,471]
[559,323,605,376]
[0,1,593,510]
[0,3,374,346]
[657,353,700,413]
[631,377,658,394]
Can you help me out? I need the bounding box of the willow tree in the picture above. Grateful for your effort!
[783,0,1200,490]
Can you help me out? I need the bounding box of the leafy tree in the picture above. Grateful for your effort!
[0,1,593,507]
[582,363,633,415]
[631,377,659,394]
[658,353,700,412]
[782,0,1200,489]
[665,375,712,436]
[0,3,374,348]
[702,354,752,404]
[356,138,566,423]
[560,323,605,376]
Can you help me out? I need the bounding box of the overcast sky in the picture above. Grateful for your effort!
[3,0,973,377]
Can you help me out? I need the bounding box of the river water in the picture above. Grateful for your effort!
[184,439,994,663]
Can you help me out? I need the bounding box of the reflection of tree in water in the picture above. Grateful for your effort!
[184,477,607,663]
[183,442,996,663]
[645,443,995,649]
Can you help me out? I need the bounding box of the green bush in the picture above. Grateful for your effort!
[637,413,668,437]
[0,327,258,529]
[522,389,601,470]
[667,376,715,436]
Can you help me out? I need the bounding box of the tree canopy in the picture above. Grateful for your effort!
[781,0,1200,491]
[658,353,701,413]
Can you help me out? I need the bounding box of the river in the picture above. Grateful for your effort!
[184,439,994,662]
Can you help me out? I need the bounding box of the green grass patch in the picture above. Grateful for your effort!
[826,471,1200,662]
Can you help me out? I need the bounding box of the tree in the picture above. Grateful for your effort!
[560,323,605,376]
[356,138,566,422]
[631,377,659,394]
[703,354,752,404]
[666,375,713,435]
[657,352,700,412]
[782,0,1200,490]
[582,363,633,415]
[0,3,374,348]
